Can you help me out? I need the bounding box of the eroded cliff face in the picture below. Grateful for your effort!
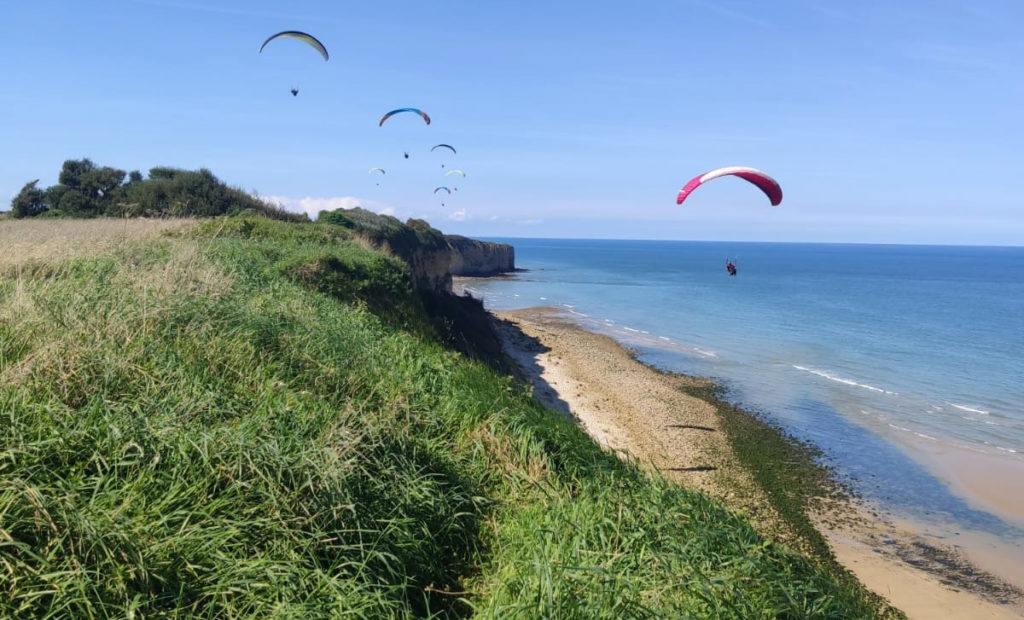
[400,238,453,293]
[317,207,513,293]
[446,235,515,276]
[374,218,453,294]
[319,208,454,294]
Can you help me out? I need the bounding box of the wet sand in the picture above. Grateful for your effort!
[493,306,1024,620]
[910,443,1024,530]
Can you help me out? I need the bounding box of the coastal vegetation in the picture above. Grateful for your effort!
[0,214,898,617]
[684,385,849,565]
[8,158,302,221]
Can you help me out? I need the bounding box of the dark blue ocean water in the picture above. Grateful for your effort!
[463,239,1024,536]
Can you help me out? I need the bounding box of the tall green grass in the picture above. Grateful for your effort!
[0,218,898,618]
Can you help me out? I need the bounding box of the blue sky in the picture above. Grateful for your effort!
[2,0,1022,244]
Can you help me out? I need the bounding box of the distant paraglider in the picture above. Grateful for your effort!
[676,167,782,206]
[379,108,430,160]
[431,144,455,167]
[379,108,431,126]
[369,167,385,186]
[259,31,329,60]
[726,260,738,276]
[260,31,328,96]
[435,186,452,207]
[444,169,466,178]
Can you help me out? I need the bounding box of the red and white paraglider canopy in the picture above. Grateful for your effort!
[676,166,783,206]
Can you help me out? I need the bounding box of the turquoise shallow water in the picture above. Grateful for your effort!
[463,238,1024,537]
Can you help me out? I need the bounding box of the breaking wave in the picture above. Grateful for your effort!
[793,365,899,395]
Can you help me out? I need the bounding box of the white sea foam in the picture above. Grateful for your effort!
[623,327,640,333]
[959,416,1000,427]
[948,403,990,415]
[694,348,717,358]
[658,336,671,341]
[539,297,548,301]
[793,365,899,395]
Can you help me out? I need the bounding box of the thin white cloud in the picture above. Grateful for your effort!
[907,43,1012,73]
[447,208,467,221]
[258,195,396,219]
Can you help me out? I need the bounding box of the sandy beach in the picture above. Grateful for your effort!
[492,305,1024,620]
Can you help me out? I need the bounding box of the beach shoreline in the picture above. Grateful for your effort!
[488,304,1023,620]
[907,441,1024,530]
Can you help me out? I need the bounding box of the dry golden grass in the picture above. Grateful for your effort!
[113,239,235,302]
[0,218,231,387]
[0,218,197,274]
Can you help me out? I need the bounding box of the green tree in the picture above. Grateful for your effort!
[10,180,48,218]
[53,158,126,215]
[12,159,306,221]
[57,158,95,190]
[55,189,89,214]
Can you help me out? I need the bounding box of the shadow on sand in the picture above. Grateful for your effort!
[491,315,575,419]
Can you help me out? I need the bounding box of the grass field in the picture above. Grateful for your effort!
[0,217,898,618]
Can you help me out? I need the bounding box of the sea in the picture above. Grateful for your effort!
[460,239,1024,543]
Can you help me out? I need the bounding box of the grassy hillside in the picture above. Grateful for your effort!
[0,218,897,618]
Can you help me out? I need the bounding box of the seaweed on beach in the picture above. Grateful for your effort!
[677,384,904,610]
[685,382,1023,611]
[686,384,855,552]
